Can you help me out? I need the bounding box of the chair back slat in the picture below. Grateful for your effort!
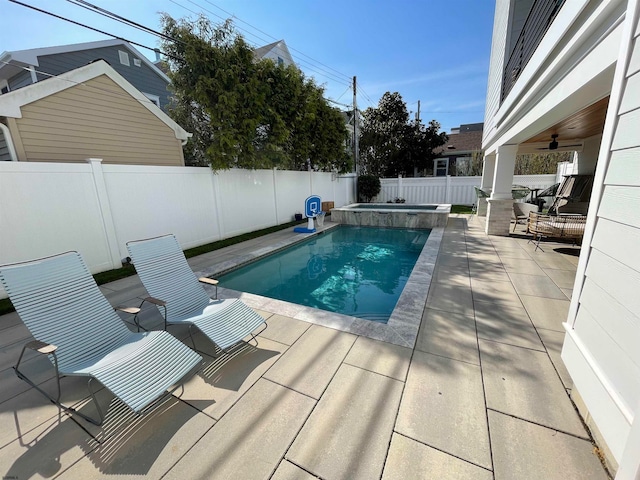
[127,235,210,319]
[0,252,131,372]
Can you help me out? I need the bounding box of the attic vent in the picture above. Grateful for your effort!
[118,50,130,66]
[133,58,142,67]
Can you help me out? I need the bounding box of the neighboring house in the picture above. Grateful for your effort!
[0,60,190,165]
[0,39,171,111]
[482,0,640,477]
[253,39,295,67]
[433,122,483,176]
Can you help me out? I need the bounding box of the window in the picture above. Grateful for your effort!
[118,50,130,66]
[277,56,284,66]
[143,93,161,107]
[133,58,142,67]
[0,79,9,95]
[434,158,448,177]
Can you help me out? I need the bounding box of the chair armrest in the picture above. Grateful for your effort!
[25,340,58,355]
[199,277,219,286]
[144,296,167,307]
[115,306,141,315]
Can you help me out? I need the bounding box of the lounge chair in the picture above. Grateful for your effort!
[526,212,587,251]
[0,252,202,425]
[126,234,267,355]
[512,202,539,232]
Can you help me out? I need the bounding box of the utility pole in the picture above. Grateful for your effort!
[416,100,421,122]
[353,75,359,175]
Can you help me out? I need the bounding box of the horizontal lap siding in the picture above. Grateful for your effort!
[37,46,171,110]
[16,75,184,165]
[571,24,640,460]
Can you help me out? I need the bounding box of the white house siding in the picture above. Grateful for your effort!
[483,0,510,140]
[562,6,640,467]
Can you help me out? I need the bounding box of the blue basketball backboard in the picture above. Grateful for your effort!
[305,195,321,217]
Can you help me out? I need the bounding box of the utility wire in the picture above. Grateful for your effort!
[201,0,353,83]
[171,0,351,87]
[8,0,182,61]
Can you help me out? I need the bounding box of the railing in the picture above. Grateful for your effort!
[501,0,565,102]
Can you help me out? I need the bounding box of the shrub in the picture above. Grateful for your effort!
[358,175,381,202]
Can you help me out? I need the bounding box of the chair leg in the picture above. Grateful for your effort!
[14,346,105,425]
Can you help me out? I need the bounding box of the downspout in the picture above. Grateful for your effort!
[0,120,18,161]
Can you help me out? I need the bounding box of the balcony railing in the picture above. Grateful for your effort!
[501,0,565,102]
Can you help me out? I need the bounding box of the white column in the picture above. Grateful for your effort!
[85,158,121,269]
[486,145,518,235]
[478,153,496,216]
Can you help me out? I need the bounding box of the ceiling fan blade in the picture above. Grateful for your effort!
[560,143,583,148]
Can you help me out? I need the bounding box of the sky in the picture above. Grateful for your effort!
[0,0,496,133]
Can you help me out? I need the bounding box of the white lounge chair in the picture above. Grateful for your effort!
[126,234,267,355]
[0,252,202,425]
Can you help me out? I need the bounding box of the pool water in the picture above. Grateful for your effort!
[218,226,430,323]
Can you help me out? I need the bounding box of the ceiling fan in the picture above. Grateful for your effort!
[538,134,583,151]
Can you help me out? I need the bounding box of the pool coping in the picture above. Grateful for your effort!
[197,222,444,348]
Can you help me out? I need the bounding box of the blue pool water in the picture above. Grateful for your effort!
[218,226,430,323]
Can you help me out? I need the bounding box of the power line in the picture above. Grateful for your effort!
[200,0,353,83]
[169,0,351,87]
[8,0,182,61]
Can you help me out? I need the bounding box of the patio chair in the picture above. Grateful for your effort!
[526,212,587,251]
[0,252,202,425]
[512,202,539,232]
[126,234,267,355]
[472,186,489,214]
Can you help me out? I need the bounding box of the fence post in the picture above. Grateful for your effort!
[398,174,403,201]
[86,158,121,269]
[445,175,451,204]
[210,171,225,240]
[273,168,280,225]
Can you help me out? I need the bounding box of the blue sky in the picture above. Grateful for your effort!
[1,0,496,133]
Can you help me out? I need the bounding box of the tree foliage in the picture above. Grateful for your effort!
[357,175,381,202]
[358,92,448,177]
[514,152,573,175]
[161,15,351,171]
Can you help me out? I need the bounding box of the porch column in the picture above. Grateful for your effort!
[486,144,517,236]
[478,153,495,216]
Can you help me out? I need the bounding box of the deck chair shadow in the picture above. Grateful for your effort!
[0,252,202,426]
[126,234,267,356]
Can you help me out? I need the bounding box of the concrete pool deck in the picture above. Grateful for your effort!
[0,215,610,479]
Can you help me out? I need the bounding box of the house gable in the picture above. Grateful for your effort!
[0,40,171,110]
[0,60,189,166]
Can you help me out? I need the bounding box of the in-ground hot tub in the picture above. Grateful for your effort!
[331,203,450,228]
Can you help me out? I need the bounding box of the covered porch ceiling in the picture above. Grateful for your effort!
[517,96,609,153]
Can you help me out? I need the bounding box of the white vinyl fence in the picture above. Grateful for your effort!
[0,159,356,298]
[374,174,557,205]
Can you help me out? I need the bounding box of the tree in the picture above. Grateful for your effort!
[357,175,381,202]
[358,92,447,177]
[161,15,351,171]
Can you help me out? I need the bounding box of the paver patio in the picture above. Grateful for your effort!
[0,215,611,479]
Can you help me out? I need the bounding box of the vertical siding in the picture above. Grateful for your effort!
[36,46,171,111]
[14,74,184,166]
[8,69,33,90]
[484,0,511,141]
[570,16,640,462]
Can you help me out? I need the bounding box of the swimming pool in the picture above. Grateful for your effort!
[218,226,430,323]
